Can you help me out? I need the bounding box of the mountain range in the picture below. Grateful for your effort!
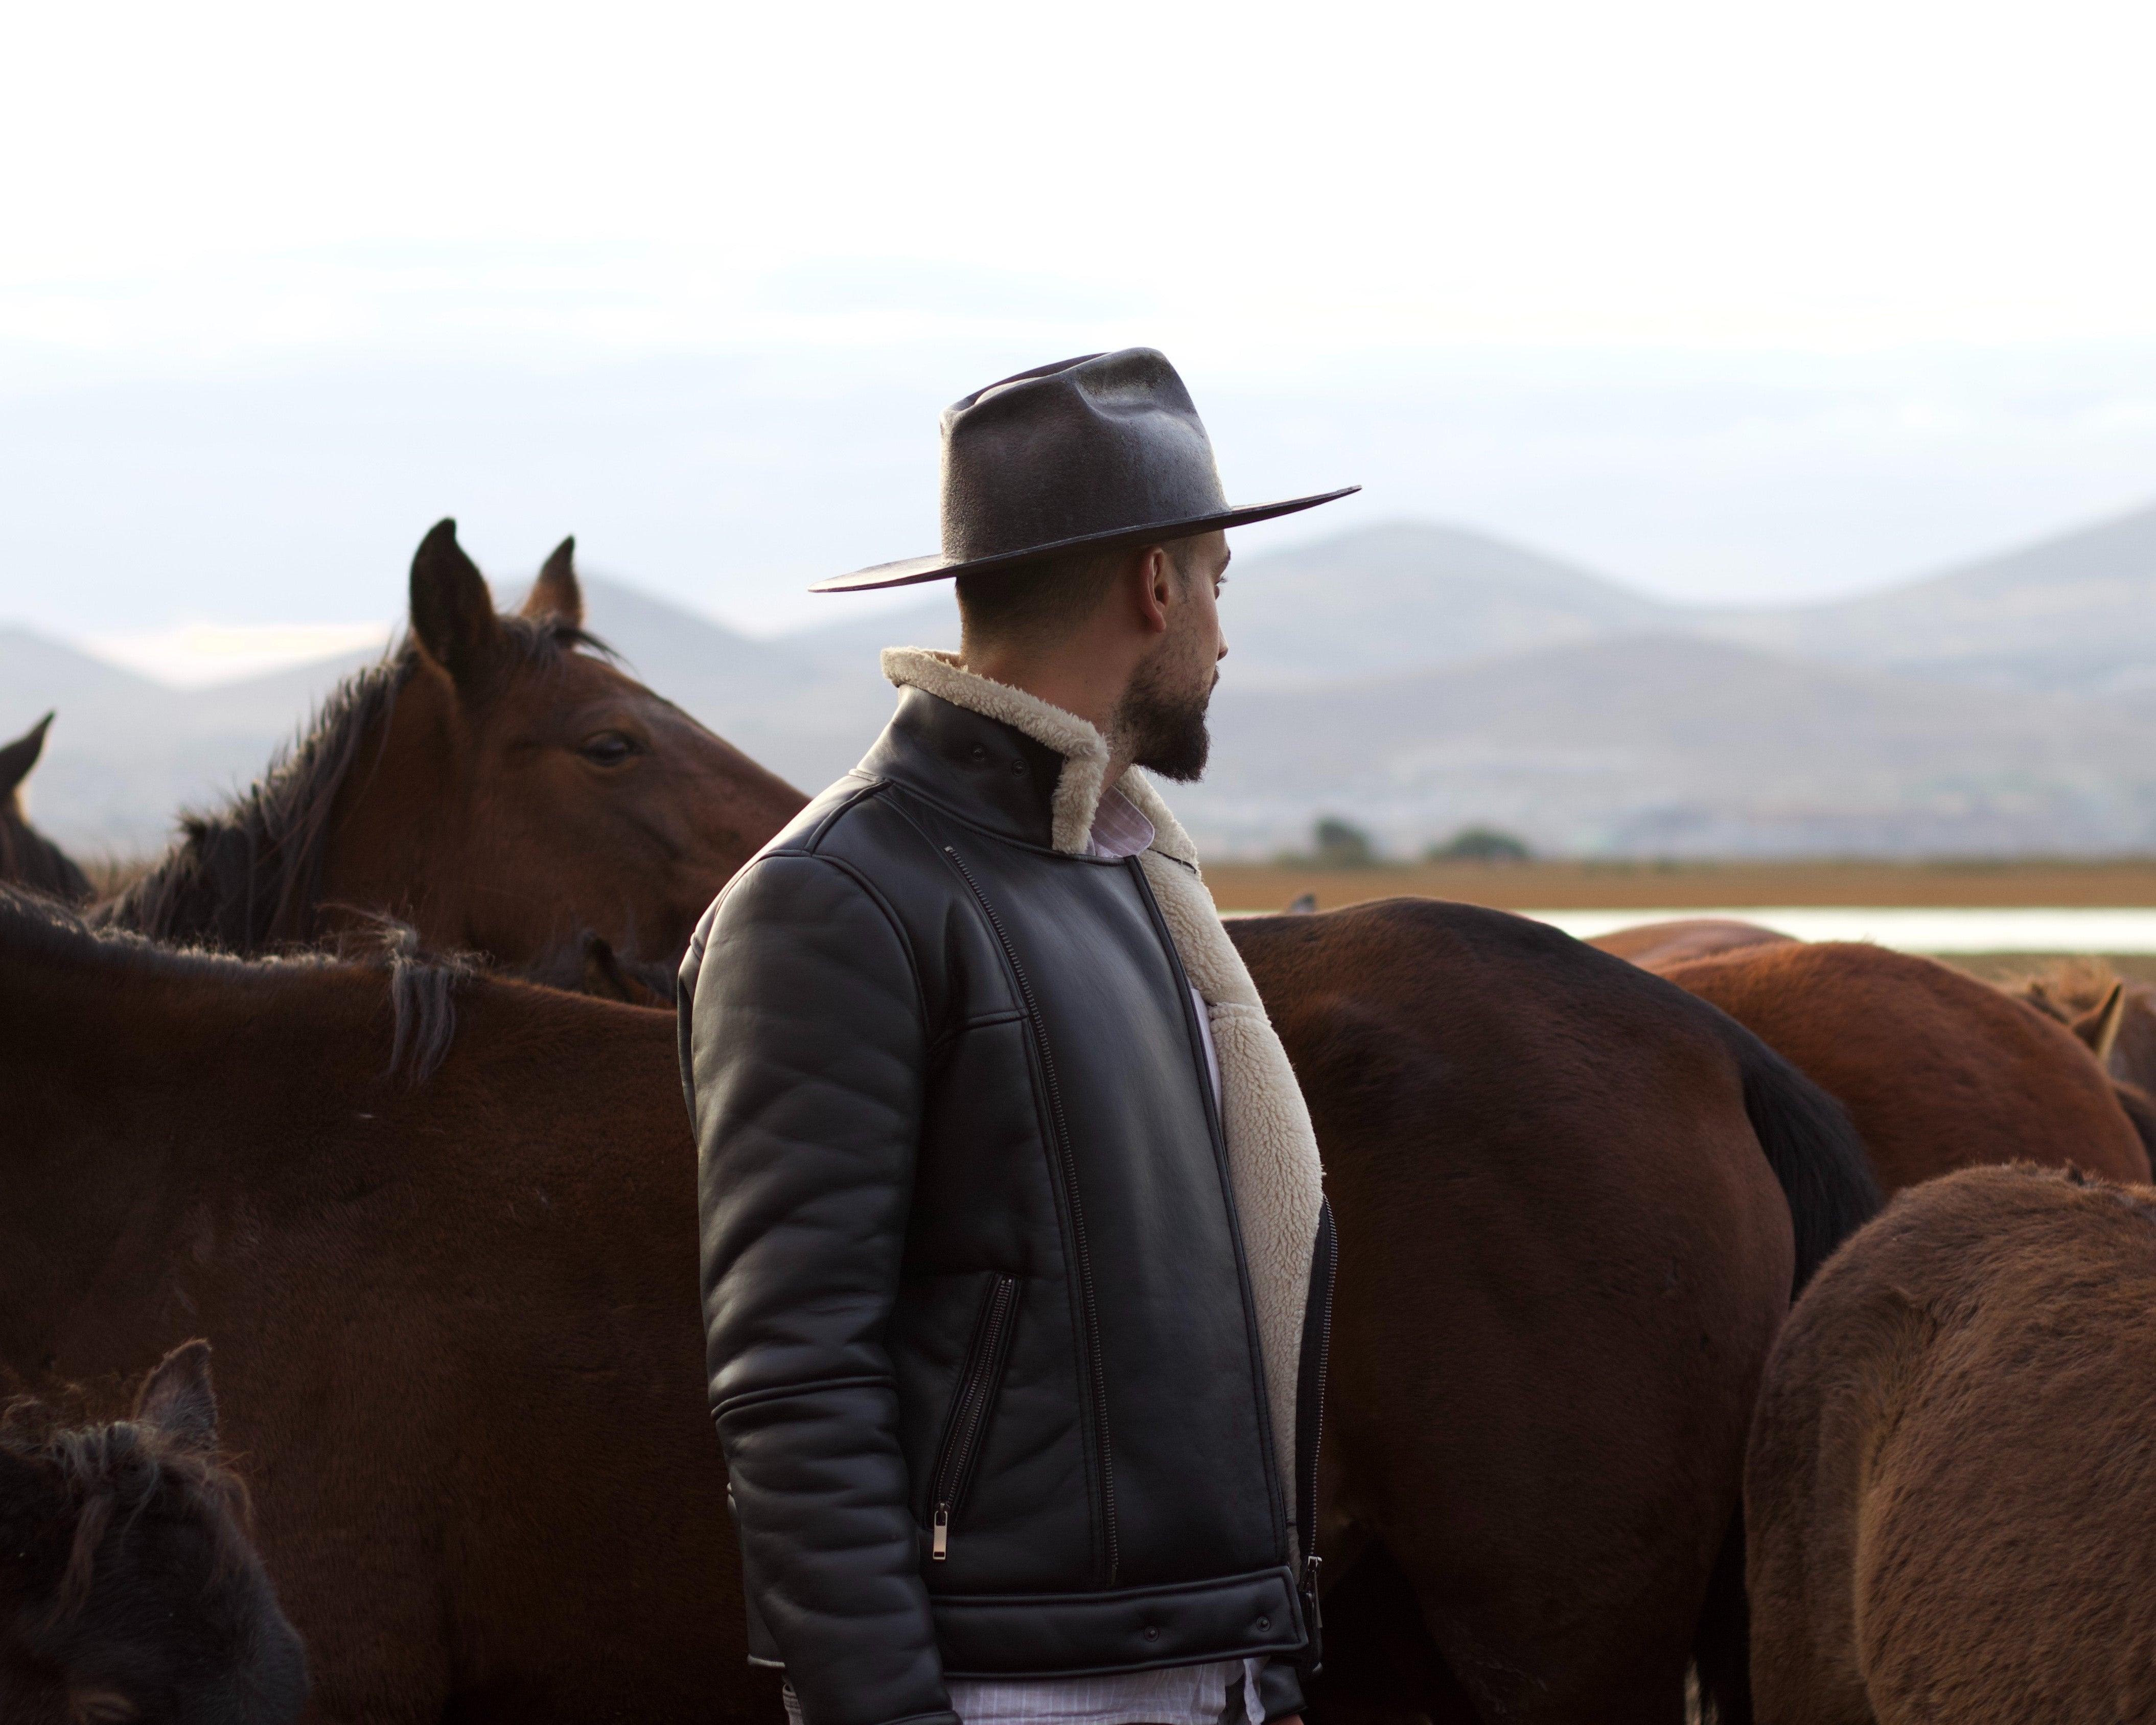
[13,502,2156,859]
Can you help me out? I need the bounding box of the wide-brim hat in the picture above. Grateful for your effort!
[812,348,1357,592]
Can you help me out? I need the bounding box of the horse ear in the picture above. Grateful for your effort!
[0,711,54,800]
[134,1340,218,1454]
[2073,980,2129,1069]
[409,519,501,686]
[522,536,583,628]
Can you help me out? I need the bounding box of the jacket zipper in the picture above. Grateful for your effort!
[941,844,1120,1585]
[930,1272,1021,1560]
[1127,857,1293,1548]
[1298,1202,1338,1670]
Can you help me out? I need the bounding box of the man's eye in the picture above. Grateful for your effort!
[578,731,638,766]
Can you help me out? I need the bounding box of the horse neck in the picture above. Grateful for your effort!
[310,660,476,949]
[0,938,384,1381]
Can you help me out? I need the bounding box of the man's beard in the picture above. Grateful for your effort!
[1115,658,1215,783]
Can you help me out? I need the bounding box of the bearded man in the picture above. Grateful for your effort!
[679,350,1356,1725]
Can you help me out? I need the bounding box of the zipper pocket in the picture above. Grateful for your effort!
[940,843,1119,1584]
[929,1273,1022,1560]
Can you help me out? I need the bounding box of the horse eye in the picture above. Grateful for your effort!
[577,731,638,767]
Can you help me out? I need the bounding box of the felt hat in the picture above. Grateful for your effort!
[813,348,1357,592]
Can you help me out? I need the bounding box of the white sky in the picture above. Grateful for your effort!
[8,0,2156,657]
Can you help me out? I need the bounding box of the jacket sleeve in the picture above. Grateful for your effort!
[686,849,956,1725]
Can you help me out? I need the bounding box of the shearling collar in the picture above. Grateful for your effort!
[881,648,1200,868]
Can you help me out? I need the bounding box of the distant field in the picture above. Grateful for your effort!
[1205,858,2156,913]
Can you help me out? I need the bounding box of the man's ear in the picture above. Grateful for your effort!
[1134,545,1175,635]
[409,519,501,686]
[134,1340,218,1454]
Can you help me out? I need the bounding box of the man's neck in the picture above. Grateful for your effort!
[956,645,1135,784]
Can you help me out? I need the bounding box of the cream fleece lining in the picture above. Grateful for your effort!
[880,648,1326,1552]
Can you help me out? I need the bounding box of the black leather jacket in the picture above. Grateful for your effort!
[681,688,1331,1725]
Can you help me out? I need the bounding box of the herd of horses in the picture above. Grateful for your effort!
[7,519,2156,1723]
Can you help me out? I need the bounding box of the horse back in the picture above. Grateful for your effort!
[1661,940,2150,1192]
[1748,1164,2156,1723]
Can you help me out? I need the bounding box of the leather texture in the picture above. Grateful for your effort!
[812,349,1355,590]
[681,687,1328,1725]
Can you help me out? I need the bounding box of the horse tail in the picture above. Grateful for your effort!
[1693,1032,1881,1724]
[1733,1033,1881,1296]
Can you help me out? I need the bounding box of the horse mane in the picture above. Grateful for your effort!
[1,885,475,1086]
[0,1394,252,1625]
[97,616,607,954]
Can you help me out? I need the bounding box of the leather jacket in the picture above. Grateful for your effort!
[680,685,1332,1725]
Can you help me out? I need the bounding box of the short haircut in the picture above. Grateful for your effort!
[957,539,1192,650]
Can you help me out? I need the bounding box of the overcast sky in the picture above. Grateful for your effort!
[8,0,2156,663]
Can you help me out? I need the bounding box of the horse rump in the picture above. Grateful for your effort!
[1694,1025,1880,1725]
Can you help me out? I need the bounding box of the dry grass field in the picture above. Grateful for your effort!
[1205,858,2156,913]
[1205,859,2156,985]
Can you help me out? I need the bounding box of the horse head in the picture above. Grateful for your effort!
[0,716,92,906]
[0,1342,308,1725]
[102,520,809,973]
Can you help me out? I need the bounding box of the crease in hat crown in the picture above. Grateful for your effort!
[813,348,1357,593]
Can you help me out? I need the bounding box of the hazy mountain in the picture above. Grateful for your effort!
[1183,633,2156,857]
[771,522,1674,689]
[1702,501,2156,695]
[15,509,2156,860]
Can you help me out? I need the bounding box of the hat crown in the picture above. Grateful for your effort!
[938,349,1230,565]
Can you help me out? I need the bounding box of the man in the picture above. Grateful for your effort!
[680,350,1356,1725]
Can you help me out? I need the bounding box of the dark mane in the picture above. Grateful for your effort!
[2,885,475,1086]
[96,618,607,954]
[1,1394,252,1624]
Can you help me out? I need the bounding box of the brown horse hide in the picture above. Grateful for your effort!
[1748,1163,2156,1723]
[4,882,1876,1725]
[0,714,91,905]
[0,890,757,1724]
[1232,899,1879,1725]
[1651,940,2149,1192]
[97,522,806,976]
[1587,916,1794,971]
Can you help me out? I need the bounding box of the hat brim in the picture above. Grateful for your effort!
[809,486,1361,593]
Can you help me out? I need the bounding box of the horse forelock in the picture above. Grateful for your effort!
[1,1399,255,1629]
[96,615,614,957]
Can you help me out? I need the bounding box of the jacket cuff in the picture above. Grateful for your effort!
[1257,1657,1305,1721]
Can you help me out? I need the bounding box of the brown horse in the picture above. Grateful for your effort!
[97,521,806,972]
[3,887,1874,1724]
[1232,899,1879,1725]
[2,1340,308,1725]
[1,886,755,1723]
[1588,917,1792,970]
[1747,1162,2156,1723]
[1630,938,2147,1193]
[0,715,91,904]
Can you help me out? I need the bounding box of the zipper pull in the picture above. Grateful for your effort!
[1300,1552,1324,1669]
[932,1505,951,1560]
